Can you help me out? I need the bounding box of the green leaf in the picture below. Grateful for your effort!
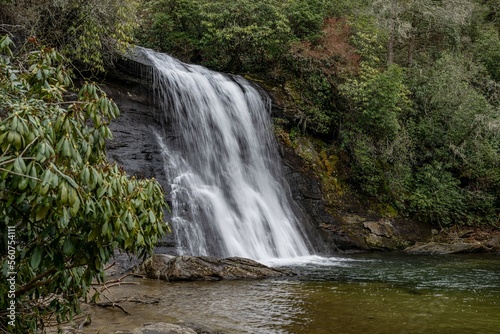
[63,238,75,256]
[31,247,42,269]
[60,208,70,227]
[101,222,109,235]
[62,138,71,157]
[42,169,52,186]
[70,196,80,215]
[29,165,38,189]
[137,233,144,245]
[13,157,25,174]
[124,237,133,249]
[18,176,29,190]
[60,182,68,204]
[148,210,156,223]
[50,163,79,189]
[97,185,107,199]
[88,228,99,242]
[35,206,50,221]
[126,212,134,229]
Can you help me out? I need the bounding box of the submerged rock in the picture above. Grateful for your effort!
[404,241,489,254]
[122,321,222,334]
[137,254,295,281]
[127,322,197,334]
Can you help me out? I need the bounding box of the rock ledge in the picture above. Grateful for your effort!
[137,254,294,281]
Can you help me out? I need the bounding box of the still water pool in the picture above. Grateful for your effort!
[84,253,500,333]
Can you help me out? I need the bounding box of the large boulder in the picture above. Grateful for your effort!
[137,254,295,281]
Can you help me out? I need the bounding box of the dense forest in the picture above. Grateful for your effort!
[0,0,499,332]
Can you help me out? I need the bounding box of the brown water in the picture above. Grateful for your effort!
[83,253,500,334]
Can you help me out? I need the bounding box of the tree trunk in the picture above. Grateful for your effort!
[386,0,398,66]
[387,29,395,65]
[407,34,415,67]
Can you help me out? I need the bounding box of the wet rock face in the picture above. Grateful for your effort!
[103,80,167,188]
[363,221,396,250]
[278,143,339,253]
[137,254,295,281]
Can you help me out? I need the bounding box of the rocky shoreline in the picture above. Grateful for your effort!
[404,227,500,254]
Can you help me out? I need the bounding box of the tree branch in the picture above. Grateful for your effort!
[15,262,86,297]
[15,267,57,297]
[0,167,41,180]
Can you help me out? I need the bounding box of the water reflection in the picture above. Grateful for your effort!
[84,254,500,334]
[164,280,314,333]
[283,281,499,334]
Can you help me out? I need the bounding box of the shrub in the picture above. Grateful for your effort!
[0,36,168,333]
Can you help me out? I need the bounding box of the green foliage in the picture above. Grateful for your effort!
[408,163,465,226]
[336,7,499,226]
[407,52,500,225]
[341,64,410,142]
[410,53,498,171]
[0,36,168,333]
[348,14,386,66]
[479,0,500,29]
[0,0,138,73]
[473,25,500,81]
[284,0,333,41]
[137,0,348,72]
[339,20,413,199]
[200,0,292,72]
[284,71,336,135]
[136,0,204,62]
[370,0,475,65]
[139,0,294,72]
[137,0,346,132]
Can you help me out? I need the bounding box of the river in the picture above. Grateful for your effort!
[83,253,500,333]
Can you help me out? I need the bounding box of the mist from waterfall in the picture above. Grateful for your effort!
[139,48,311,261]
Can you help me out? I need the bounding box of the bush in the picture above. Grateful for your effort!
[0,36,168,333]
[0,0,138,73]
[408,163,465,226]
[138,0,293,72]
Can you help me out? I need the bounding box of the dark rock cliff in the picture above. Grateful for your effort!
[104,81,165,186]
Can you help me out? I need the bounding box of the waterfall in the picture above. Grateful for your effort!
[139,48,311,261]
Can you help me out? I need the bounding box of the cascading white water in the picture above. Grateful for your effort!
[139,48,311,261]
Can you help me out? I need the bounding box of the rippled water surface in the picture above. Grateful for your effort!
[84,253,500,333]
